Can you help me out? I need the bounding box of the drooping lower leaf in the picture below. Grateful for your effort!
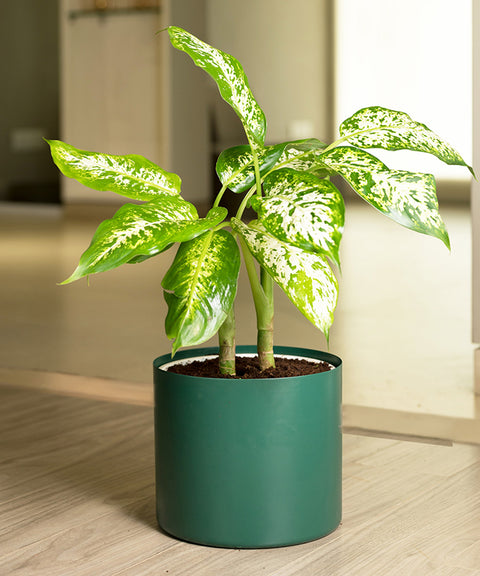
[231,219,338,339]
[338,106,473,175]
[61,202,228,283]
[216,143,285,193]
[251,168,344,266]
[162,230,240,354]
[168,26,266,150]
[320,146,450,248]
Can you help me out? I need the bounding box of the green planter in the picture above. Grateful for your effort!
[153,345,342,548]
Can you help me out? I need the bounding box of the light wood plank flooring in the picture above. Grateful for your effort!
[1,383,479,575]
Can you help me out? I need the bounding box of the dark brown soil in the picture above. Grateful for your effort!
[167,355,333,379]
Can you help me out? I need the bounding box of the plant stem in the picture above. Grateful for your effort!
[238,236,275,371]
[218,306,236,376]
[258,268,275,371]
[251,148,263,199]
[235,185,257,220]
[244,141,276,371]
[213,183,228,208]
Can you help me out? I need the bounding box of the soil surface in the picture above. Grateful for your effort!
[167,355,333,379]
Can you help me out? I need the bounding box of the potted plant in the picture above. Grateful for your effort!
[48,26,472,548]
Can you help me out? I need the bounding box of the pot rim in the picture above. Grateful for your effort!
[154,345,342,379]
[159,352,334,372]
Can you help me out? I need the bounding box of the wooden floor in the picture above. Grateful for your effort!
[1,200,479,573]
[1,381,480,576]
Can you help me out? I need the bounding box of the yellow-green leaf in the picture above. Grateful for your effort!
[338,106,473,175]
[231,219,338,339]
[162,230,240,354]
[168,26,266,150]
[62,202,227,283]
[321,146,450,248]
[251,169,344,266]
[47,139,181,201]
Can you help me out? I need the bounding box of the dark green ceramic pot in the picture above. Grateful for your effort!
[153,345,342,549]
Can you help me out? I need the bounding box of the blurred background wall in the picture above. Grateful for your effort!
[0,0,473,208]
[0,0,60,204]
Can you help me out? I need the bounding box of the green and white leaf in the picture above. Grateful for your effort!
[321,146,450,248]
[216,143,285,193]
[270,139,329,174]
[168,26,266,149]
[231,219,338,338]
[62,201,228,283]
[216,139,330,194]
[338,106,473,174]
[47,139,181,201]
[162,230,240,354]
[251,168,344,266]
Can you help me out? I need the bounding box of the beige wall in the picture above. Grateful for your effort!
[161,0,209,206]
[60,0,163,204]
[60,0,211,206]
[207,0,333,148]
[472,0,480,345]
[59,0,333,206]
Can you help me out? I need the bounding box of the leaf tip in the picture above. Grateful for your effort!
[442,232,451,252]
[171,339,182,357]
[324,328,331,350]
[58,267,85,285]
[57,276,74,286]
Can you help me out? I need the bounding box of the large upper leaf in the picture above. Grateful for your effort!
[168,26,266,149]
[338,106,473,175]
[162,229,240,354]
[251,168,344,266]
[320,146,450,248]
[216,143,285,193]
[47,140,181,201]
[231,219,338,339]
[61,202,227,283]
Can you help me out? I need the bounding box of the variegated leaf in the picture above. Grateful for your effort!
[215,139,330,194]
[321,146,450,248]
[61,202,228,283]
[231,219,338,338]
[168,26,266,149]
[47,140,181,201]
[216,143,285,193]
[272,139,329,174]
[251,168,344,266]
[339,106,473,175]
[162,230,240,354]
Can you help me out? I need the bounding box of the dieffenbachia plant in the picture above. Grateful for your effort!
[48,26,473,375]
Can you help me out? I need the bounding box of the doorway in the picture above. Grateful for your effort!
[0,0,60,205]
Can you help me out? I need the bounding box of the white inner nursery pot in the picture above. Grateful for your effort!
[160,352,336,376]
